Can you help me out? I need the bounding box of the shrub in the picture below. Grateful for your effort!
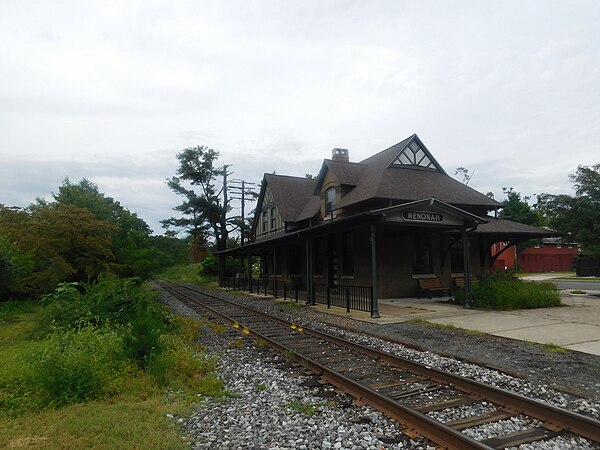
[37,277,167,334]
[454,272,561,310]
[121,306,166,368]
[199,254,219,276]
[29,327,132,407]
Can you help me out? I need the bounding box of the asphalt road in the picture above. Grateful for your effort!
[553,280,600,291]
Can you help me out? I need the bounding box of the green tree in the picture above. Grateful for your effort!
[0,204,116,297]
[53,178,173,277]
[499,188,542,226]
[162,146,233,254]
[537,163,600,256]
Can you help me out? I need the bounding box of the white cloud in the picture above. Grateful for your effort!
[1,0,599,230]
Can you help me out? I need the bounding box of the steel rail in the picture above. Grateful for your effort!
[159,280,491,449]
[157,279,600,446]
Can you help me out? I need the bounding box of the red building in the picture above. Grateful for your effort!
[492,239,578,272]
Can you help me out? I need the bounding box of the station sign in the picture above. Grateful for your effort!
[402,210,444,223]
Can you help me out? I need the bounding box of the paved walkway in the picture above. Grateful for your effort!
[308,277,600,356]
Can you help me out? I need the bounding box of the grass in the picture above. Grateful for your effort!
[407,318,485,336]
[0,299,39,322]
[283,301,306,310]
[286,400,325,417]
[0,290,228,449]
[525,341,567,354]
[158,263,217,286]
[0,384,190,450]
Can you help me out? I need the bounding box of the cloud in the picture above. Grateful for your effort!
[0,0,599,229]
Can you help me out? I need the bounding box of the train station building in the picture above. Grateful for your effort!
[218,134,555,316]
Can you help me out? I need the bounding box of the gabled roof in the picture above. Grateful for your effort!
[475,217,560,237]
[260,173,320,222]
[368,197,489,226]
[314,159,364,193]
[335,134,500,210]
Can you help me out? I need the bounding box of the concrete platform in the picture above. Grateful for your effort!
[305,292,600,356]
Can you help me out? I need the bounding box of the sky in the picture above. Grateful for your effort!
[1,0,599,234]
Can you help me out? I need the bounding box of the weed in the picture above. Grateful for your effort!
[286,400,325,417]
[228,290,247,297]
[28,327,133,408]
[285,302,305,311]
[570,290,587,294]
[256,384,267,391]
[407,319,485,336]
[198,317,226,335]
[227,338,245,349]
[173,316,202,343]
[147,342,225,396]
[283,350,296,360]
[256,339,268,348]
[525,340,567,354]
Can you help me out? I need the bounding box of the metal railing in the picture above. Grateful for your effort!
[220,276,306,302]
[313,283,373,313]
[219,277,373,314]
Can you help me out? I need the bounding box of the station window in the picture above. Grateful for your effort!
[262,211,268,234]
[412,237,433,275]
[270,207,276,230]
[325,187,336,216]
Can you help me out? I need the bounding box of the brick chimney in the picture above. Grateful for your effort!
[331,148,349,162]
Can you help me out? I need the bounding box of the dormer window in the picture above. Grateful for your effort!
[325,187,336,216]
[262,211,268,234]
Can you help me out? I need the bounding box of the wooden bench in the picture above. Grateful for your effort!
[418,278,451,299]
[454,276,479,289]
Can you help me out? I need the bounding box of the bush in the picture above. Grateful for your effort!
[37,277,167,334]
[29,327,132,407]
[454,272,561,310]
[121,305,166,368]
[199,254,219,276]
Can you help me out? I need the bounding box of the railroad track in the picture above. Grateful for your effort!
[156,279,600,450]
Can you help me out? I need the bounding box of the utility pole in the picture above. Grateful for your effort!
[229,178,258,246]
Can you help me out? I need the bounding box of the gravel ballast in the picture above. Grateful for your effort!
[156,284,600,449]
